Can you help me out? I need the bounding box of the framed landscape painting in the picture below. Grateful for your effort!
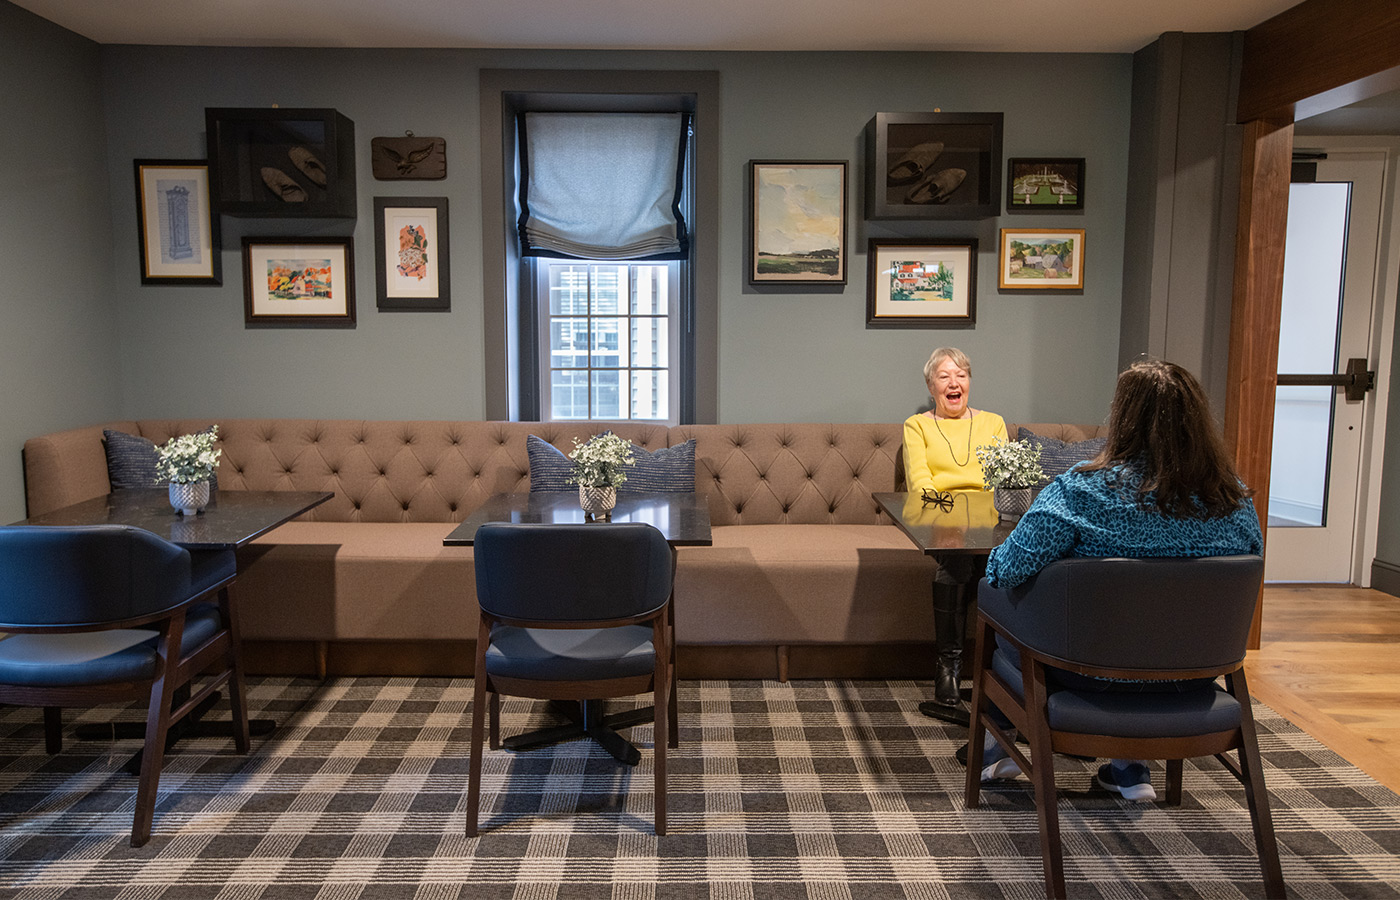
[134,159,221,285]
[866,238,977,328]
[243,237,356,325]
[1007,157,1084,210]
[373,196,449,311]
[749,160,847,285]
[998,228,1084,290]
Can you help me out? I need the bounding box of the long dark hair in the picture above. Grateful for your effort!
[1080,359,1250,518]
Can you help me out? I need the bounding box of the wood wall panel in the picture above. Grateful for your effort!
[1226,116,1293,647]
[1238,0,1400,122]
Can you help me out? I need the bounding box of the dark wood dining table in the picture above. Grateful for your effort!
[876,489,1017,725]
[446,490,713,765]
[11,488,334,759]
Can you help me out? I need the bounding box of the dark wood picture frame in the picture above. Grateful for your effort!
[748,160,847,285]
[865,112,1003,220]
[1006,157,1085,211]
[242,237,356,326]
[373,197,450,311]
[866,238,978,328]
[134,159,221,285]
[206,107,356,218]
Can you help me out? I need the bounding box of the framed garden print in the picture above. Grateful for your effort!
[373,196,450,310]
[134,159,221,285]
[998,229,1085,290]
[242,237,355,325]
[1006,158,1084,210]
[749,160,847,284]
[866,238,978,328]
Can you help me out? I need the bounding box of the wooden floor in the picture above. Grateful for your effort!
[1246,584,1400,793]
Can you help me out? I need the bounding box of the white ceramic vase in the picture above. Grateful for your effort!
[169,480,211,516]
[578,484,617,520]
[992,486,1032,523]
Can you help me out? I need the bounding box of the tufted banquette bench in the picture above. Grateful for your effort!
[22,419,1106,679]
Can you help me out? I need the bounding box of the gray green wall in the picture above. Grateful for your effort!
[0,3,120,520]
[96,46,1131,427]
[2,13,1135,522]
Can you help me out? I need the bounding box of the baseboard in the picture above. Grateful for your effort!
[242,640,942,680]
[1370,559,1400,597]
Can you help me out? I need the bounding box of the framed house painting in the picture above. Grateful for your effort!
[373,196,450,310]
[1006,158,1085,210]
[865,113,1003,220]
[134,159,221,285]
[749,160,847,285]
[998,228,1085,290]
[243,237,356,325]
[866,238,978,328]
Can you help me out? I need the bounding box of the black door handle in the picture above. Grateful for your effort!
[1277,357,1375,402]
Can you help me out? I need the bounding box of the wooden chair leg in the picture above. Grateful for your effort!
[1228,670,1286,898]
[132,618,185,847]
[964,616,996,809]
[466,617,490,838]
[43,707,62,755]
[653,620,668,836]
[488,692,500,750]
[1025,658,1066,900]
[1165,758,1184,806]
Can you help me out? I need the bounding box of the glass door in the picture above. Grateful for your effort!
[1265,153,1383,582]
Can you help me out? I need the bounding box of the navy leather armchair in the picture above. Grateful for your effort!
[0,525,251,846]
[964,555,1283,899]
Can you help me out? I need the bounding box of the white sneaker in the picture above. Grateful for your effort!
[980,756,1023,782]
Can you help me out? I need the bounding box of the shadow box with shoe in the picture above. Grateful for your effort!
[206,107,356,218]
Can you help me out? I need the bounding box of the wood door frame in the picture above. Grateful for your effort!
[1231,0,1400,645]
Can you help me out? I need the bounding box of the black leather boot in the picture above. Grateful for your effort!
[919,581,969,724]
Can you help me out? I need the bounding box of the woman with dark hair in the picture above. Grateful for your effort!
[976,359,1263,799]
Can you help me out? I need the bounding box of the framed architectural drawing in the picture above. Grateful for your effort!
[134,159,221,285]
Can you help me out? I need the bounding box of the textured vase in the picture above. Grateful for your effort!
[578,484,617,520]
[169,480,211,516]
[992,486,1032,523]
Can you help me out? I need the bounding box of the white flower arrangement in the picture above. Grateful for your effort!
[567,433,636,488]
[155,426,222,485]
[975,436,1045,491]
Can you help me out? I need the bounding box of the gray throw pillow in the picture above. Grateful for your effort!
[526,435,574,492]
[623,439,695,494]
[103,428,220,491]
[1016,427,1107,480]
[526,433,697,493]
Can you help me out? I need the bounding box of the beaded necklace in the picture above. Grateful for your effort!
[931,412,974,467]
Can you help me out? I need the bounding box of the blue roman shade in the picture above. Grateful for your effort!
[517,112,690,260]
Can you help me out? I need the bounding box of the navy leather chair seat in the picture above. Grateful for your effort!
[990,648,1243,738]
[0,603,224,687]
[486,624,656,681]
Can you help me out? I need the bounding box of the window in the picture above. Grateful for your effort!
[479,70,718,423]
[536,261,681,422]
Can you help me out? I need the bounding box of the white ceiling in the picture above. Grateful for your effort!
[15,0,1299,53]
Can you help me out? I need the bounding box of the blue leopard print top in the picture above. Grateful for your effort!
[985,464,1263,588]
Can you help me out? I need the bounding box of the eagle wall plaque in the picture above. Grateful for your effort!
[370,134,446,180]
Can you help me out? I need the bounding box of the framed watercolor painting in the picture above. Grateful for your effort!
[1006,158,1084,210]
[242,237,356,325]
[134,159,221,285]
[749,160,847,285]
[998,229,1085,290]
[373,197,450,310]
[866,238,978,328]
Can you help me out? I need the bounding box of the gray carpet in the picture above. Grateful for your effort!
[0,677,1397,898]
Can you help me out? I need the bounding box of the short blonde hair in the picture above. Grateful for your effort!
[923,347,972,387]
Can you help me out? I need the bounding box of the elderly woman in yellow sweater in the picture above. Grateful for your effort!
[902,347,1007,721]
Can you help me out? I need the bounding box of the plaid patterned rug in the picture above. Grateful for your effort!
[0,677,1397,899]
